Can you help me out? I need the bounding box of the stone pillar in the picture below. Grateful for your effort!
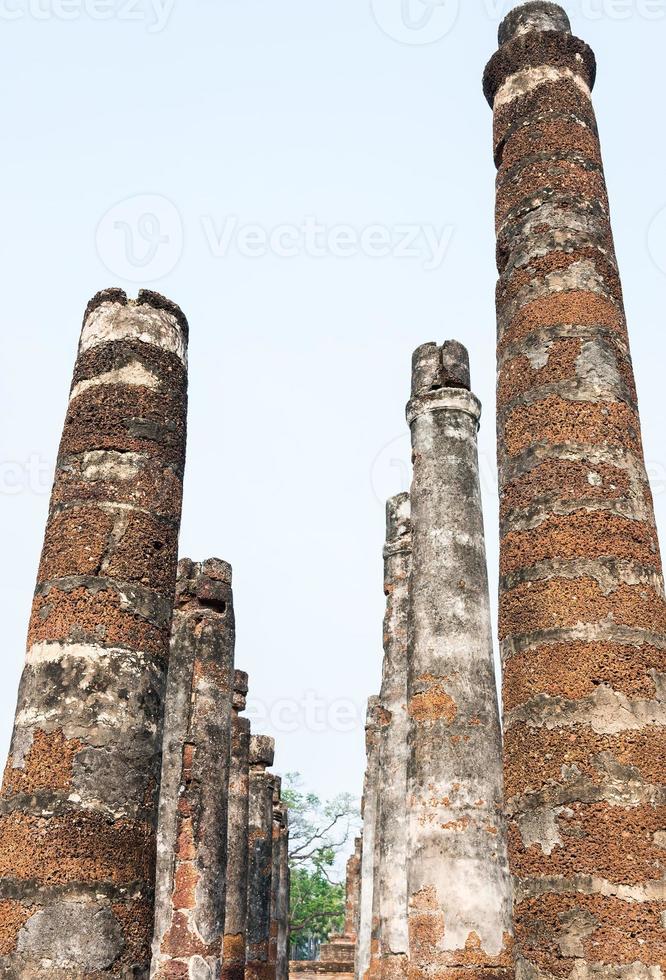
[246,735,276,980]
[355,699,381,980]
[369,494,411,980]
[405,342,513,980]
[347,838,362,943]
[223,670,251,980]
[276,807,290,980]
[321,838,362,967]
[269,777,284,972]
[152,559,236,978]
[0,288,188,977]
[483,6,666,978]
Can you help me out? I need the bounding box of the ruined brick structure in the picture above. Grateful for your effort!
[365,495,411,980]
[246,735,278,980]
[320,838,362,971]
[355,699,381,980]
[223,670,252,980]
[1,6,665,980]
[484,4,666,978]
[0,289,188,976]
[151,558,236,977]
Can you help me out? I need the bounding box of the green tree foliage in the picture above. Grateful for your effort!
[282,773,359,959]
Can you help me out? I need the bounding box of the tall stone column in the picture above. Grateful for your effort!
[405,342,513,980]
[276,807,290,980]
[356,699,381,980]
[484,5,666,978]
[269,778,284,972]
[0,288,188,977]
[152,558,236,978]
[246,735,276,980]
[321,838,362,967]
[370,494,411,980]
[223,670,251,980]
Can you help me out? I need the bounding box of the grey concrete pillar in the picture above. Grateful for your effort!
[151,558,236,979]
[355,699,381,980]
[405,342,514,980]
[0,288,188,977]
[245,735,276,980]
[370,494,412,980]
[222,670,251,980]
[276,808,290,980]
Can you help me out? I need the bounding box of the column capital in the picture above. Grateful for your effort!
[406,387,481,428]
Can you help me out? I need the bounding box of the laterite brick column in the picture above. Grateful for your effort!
[223,670,252,980]
[269,778,284,972]
[152,559,236,977]
[484,5,666,979]
[405,342,513,980]
[246,735,276,980]
[356,698,381,980]
[276,807,290,980]
[369,494,411,980]
[0,288,188,977]
[322,839,362,967]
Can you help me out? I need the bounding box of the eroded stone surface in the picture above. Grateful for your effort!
[405,344,514,980]
[151,559,236,978]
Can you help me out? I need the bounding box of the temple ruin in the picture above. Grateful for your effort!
[0,3,664,978]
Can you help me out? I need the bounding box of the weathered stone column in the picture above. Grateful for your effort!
[152,558,236,978]
[484,6,666,979]
[405,342,513,980]
[347,838,362,944]
[223,670,251,980]
[276,807,290,980]
[0,288,188,977]
[246,735,276,980]
[369,494,411,980]
[321,838,362,967]
[269,778,284,972]
[356,699,381,980]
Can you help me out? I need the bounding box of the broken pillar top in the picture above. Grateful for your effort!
[250,734,275,769]
[81,288,189,366]
[407,341,481,428]
[385,493,411,552]
[175,558,233,614]
[411,341,470,398]
[272,775,282,803]
[484,0,595,107]
[233,669,249,711]
[498,2,570,44]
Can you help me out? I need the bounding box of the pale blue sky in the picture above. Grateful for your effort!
[1,1,665,857]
